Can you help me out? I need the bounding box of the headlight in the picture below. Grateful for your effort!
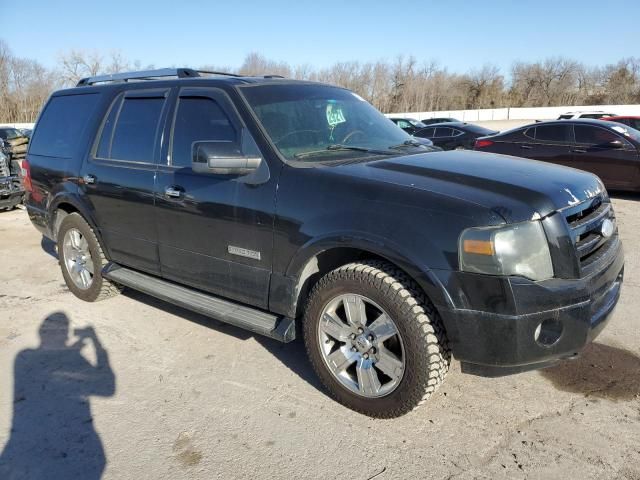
[459,221,553,281]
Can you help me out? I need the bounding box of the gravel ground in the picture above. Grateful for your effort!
[1,196,639,480]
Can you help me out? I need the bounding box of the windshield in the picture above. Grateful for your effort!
[0,128,22,140]
[610,124,640,143]
[241,84,419,161]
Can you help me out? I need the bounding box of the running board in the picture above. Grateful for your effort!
[102,263,295,342]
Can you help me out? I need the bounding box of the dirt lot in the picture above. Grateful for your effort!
[1,196,639,480]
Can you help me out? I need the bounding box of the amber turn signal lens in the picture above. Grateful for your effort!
[463,239,494,256]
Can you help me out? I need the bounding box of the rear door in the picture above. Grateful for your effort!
[434,127,455,149]
[81,88,170,274]
[572,124,640,189]
[528,123,573,167]
[154,87,277,309]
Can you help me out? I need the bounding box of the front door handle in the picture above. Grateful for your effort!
[83,174,96,185]
[164,186,184,198]
[520,145,533,150]
[572,148,587,154]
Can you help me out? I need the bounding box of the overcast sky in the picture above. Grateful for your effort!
[2,0,639,73]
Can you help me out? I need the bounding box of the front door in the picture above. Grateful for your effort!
[572,124,640,190]
[154,87,278,309]
[81,88,170,274]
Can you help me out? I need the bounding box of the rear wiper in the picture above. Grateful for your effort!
[294,144,394,159]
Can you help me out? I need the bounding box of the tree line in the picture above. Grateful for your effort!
[1,39,639,123]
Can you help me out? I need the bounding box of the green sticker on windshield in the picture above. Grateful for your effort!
[326,103,346,127]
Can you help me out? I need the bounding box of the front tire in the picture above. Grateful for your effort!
[303,261,450,418]
[57,213,122,302]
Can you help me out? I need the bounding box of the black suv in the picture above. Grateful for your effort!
[24,68,624,418]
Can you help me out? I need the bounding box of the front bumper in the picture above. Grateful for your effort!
[436,236,624,377]
[0,175,24,209]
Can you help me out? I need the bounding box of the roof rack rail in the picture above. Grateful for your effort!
[76,67,241,87]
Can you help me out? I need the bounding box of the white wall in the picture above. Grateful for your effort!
[0,123,35,130]
[387,104,640,122]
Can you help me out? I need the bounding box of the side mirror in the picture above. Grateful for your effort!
[192,141,262,175]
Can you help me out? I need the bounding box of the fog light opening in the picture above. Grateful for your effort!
[534,319,563,347]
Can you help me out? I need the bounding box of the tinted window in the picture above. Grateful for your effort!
[524,127,536,140]
[171,97,237,167]
[435,127,453,137]
[451,129,464,137]
[418,127,435,138]
[109,96,165,162]
[30,94,100,158]
[534,124,572,143]
[575,125,620,145]
[96,95,122,158]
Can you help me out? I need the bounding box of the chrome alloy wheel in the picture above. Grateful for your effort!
[317,294,405,398]
[62,227,94,290]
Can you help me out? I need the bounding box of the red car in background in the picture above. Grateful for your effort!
[603,116,640,131]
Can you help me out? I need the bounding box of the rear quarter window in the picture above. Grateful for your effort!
[29,93,100,158]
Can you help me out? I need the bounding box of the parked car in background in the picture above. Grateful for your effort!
[414,122,498,150]
[474,119,640,191]
[0,143,24,210]
[387,118,436,147]
[602,116,640,131]
[557,111,615,120]
[19,128,33,139]
[0,126,30,167]
[389,117,427,135]
[421,117,460,126]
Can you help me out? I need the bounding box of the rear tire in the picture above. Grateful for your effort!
[57,213,122,302]
[303,260,450,418]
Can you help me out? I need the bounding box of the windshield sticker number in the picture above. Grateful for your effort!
[326,104,346,127]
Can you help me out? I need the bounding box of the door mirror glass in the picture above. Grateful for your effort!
[605,139,624,149]
[192,140,261,175]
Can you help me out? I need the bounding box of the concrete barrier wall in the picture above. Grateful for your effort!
[0,123,35,130]
[387,104,640,122]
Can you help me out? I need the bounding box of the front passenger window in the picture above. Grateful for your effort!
[171,97,237,168]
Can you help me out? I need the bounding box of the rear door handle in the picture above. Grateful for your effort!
[520,145,533,150]
[83,174,96,185]
[572,149,587,153]
[164,186,184,198]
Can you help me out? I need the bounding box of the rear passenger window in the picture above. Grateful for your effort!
[110,96,165,162]
[171,96,237,168]
[30,94,100,158]
[534,125,572,143]
[435,127,453,137]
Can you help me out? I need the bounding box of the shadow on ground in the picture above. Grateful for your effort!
[540,342,640,401]
[123,289,325,394]
[0,312,115,480]
[610,191,640,201]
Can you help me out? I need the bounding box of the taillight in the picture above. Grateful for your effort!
[22,158,33,192]
[474,139,494,149]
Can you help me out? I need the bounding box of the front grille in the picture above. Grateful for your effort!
[562,195,616,272]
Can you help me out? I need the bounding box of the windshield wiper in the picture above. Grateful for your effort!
[294,144,394,159]
[388,139,425,149]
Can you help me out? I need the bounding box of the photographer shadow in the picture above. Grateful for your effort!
[0,312,115,480]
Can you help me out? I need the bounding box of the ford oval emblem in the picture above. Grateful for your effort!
[601,218,615,238]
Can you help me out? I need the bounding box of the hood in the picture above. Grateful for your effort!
[337,150,604,223]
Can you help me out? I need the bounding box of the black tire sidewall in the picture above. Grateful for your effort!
[57,214,105,302]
